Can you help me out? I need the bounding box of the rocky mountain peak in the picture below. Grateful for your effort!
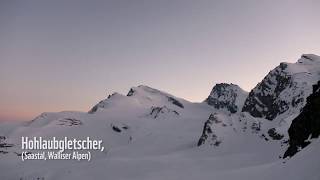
[242,55,320,121]
[205,83,248,113]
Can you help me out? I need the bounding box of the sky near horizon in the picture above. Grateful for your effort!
[1,0,319,121]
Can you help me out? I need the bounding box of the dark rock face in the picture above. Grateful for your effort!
[110,123,130,133]
[167,97,184,108]
[127,88,135,96]
[242,55,320,121]
[284,81,320,158]
[242,63,293,120]
[205,83,247,113]
[149,106,179,119]
[112,126,122,133]
[197,113,222,147]
[267,128,284,140]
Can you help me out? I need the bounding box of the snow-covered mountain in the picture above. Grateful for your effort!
[198,54,320,153]
[242,54,320,121]
[1,55,320,180]
[89,85,186,114]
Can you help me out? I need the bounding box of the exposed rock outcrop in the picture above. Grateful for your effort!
[242,54,320,121]
[205,83,248,113]
[284,81,320,158]
[197,113,226,147]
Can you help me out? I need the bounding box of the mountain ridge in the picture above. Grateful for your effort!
[1,54,320,180]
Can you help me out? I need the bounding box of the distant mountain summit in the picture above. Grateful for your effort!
[89,85,186,114]
[205,83,248,113]
[126,85,185,108]
[242,54,320,121]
